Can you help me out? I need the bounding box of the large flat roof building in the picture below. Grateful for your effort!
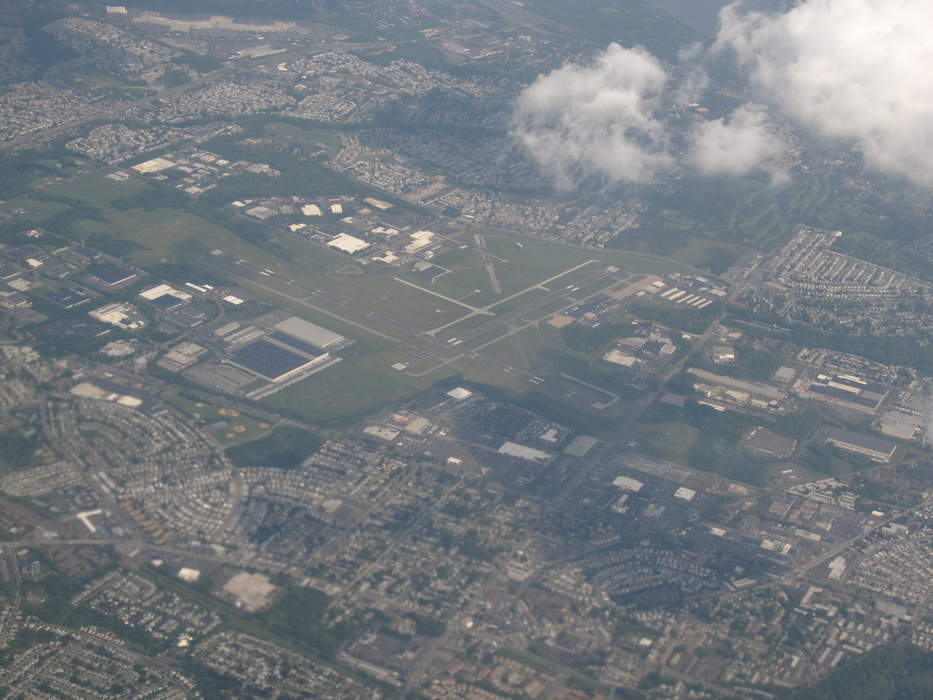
[825,428,897,463]
[229,339,327,383]
[742,426,798,459]
[806,373,888,414]
[498,441,552,463]
[273,316,345,351]
[86,261,137,287]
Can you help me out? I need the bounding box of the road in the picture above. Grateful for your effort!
[401,263,616,368]
[203,256,414,344]
[0,12,554,154]
[424,258,598,337]
[205,250,621,402]
[40,397,147,541]
[0,40,381,153]
[543,263,756,525]
[474,234,503,295]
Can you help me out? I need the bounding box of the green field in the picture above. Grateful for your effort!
[225,426,323,468]
[264,122,343,151]
[262,358,422,425]
[327,276,472,331]
[164,393,272,445]
[486,288,552,315]
[399,229,692,311]
[10,174,282,269]
[0,196,71,220]
[632,421,700,463]
[12,164,705,429]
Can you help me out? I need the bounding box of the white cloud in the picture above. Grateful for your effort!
[510,43,675,189]
[673,64,710,106]
[716,0,933,187]
[688,103,785,178]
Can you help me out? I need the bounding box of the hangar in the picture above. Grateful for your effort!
[273,316,345,351]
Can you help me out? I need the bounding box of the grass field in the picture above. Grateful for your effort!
[632,421,700,463]
[485,288,552,315]
[261,358,421,424]
[327,276,472,331]
[62,68,147,91]
[17,174,285,269]
[164,393,272,445]
[13,166,707,428]
[264,122,343,151]
[401,265,493,305]
[398,229,692,311]
[0,196,71,220]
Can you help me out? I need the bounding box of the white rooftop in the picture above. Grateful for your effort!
[327,232,369,254]
[447,387,473,400]
[612,475,644,492]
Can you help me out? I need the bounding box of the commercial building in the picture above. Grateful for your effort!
[446,387,473,401]
[159,342,208,372]
[88,302,145,330]
[498,441,552,463]
[612,475,644,492]
[674,487,696,502]
[825,428,897,463]
[131,156,176,173]
[327,233,369,254]
[140,283,193,303]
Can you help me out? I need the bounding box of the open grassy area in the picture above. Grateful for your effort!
[327,276,472,331]
[264,122,343,151]
[225,426,323,468]
[398,229,691,312]
[62,68,148,91]
[12,174,282,269]
[401,265,493,305]
[10,163,705,430]
[0,196,71,220]
[163,393,272,445]
[632,421,700,463]
[261,358,420,425]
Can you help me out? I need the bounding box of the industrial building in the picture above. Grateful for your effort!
[139,283,193,306]
[741,426,798,458]
[327,233,369,254]
[88,302,145,330]
[131,156,176,173]
[825,428,897,463]
[158,342,208,372]
[564,435,598,458]
[273,316,346,351]
[46,288,91,309]
[229,338,329,383]
[806,373,888,414]
[0,289,30,310]
[612,475,644,492]
[85,261,137,287]
[498,441,552,463]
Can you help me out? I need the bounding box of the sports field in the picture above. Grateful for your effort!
[164,394,272,445]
